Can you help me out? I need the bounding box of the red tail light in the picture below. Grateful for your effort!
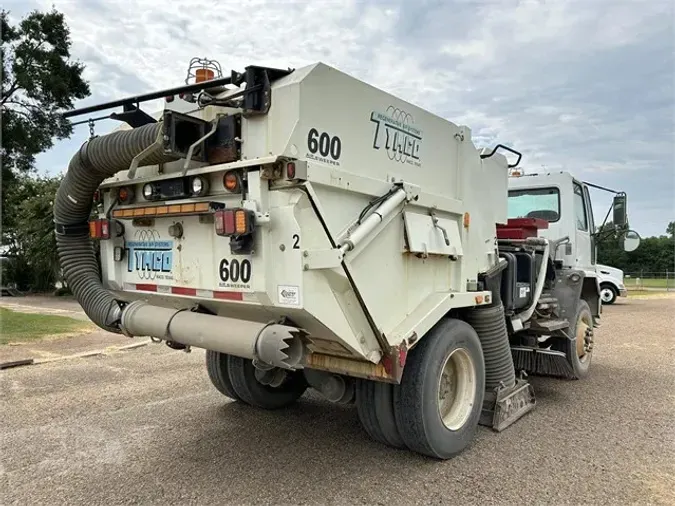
[117,186,134,203]
[214,208,254,237]
[286,162,296,179]
[89,219,110,240]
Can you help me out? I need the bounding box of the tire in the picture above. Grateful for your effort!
[355,379,406,449]
[564,299,594,379]
[393,317,485,460]
[226,355,308,410]
[600,284,618,305]
[206,350,241,401]
[355,380,388,446]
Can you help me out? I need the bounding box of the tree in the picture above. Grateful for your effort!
[597,222,674,275]
[3,173,64,291]
[1,7,90,292]
[1,7,90,239]
[1,8,89,175]
[667,221,675,238]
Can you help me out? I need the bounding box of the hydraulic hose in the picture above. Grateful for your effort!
[53,122,177,333]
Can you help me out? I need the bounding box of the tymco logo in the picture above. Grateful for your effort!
[126,229,174,281]
[370,106,423,167]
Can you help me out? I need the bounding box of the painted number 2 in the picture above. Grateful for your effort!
[308,128,341,160]
[219,258,252,283]
[292,234,300,249]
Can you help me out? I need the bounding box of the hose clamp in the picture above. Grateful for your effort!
[54,222,90,237]
[77,139,94,171]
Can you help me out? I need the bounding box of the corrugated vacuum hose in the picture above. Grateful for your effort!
[53,122,176,332]
[466,302,536,431]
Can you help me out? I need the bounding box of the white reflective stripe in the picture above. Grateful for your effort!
[121,282,251,301]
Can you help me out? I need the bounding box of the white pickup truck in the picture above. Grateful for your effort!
[596,264,627,304]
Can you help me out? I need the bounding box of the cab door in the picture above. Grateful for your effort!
[583,183,597,266]
[573,180,593,269]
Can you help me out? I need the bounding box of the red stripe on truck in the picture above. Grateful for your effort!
[213,290,244,301]
[171,286,198,296]
[135,284,157,292]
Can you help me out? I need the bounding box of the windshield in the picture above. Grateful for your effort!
[507,187,560,222]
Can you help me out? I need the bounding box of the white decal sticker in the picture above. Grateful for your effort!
[278,285,300,306]
[519,286,530,298]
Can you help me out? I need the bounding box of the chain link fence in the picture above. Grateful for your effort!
[624,272,674,291]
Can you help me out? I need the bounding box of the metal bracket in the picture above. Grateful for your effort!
[386,176,420,202]
[128,128,163,179]
[302,248,344,270]
[181,117,221,177]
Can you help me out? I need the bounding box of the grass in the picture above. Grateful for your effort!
[0,307,94,345]
[624,278,673,289]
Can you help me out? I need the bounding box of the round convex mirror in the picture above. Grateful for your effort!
[622,230,641,252]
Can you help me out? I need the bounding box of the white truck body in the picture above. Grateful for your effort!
[56,60,636,460]
[98,62,506,367]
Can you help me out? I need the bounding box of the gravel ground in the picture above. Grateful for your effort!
[1,295,673,505]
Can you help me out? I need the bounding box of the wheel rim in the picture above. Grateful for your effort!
[576,313,594,362]
[600,288,614,303]
[437,348,477,431]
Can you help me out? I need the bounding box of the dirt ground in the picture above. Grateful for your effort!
[0,294,674,505]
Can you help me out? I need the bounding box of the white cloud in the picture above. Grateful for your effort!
[4,0,673,237]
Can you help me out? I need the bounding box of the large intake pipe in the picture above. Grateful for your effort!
[53,122,175,333]
[120,301,306,370]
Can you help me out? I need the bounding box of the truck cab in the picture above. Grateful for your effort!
[507,171,597,272]
[506,170,639,315]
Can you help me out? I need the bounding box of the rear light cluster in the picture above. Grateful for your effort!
[214,208,255,237]
[141,175,209,201]
[89,219,123,240]
[89,219,110,240]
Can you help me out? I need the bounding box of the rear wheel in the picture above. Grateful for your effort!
[205,350,240,401]
[393,318,485,460]
[600,284,618,305]
[355,379,406,449]
[226,355,308,410]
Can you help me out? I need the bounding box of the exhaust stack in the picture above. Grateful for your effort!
[120,301,306,370]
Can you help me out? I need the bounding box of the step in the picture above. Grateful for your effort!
[530,319,570,332]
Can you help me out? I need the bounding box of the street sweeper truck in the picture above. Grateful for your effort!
[56,60,639,460]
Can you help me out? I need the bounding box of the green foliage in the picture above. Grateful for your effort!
[2,174,64,291]
[1,7,90,292]
[1,7,89,174]
[597,222,675,274]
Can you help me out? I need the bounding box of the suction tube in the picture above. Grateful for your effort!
[53,122,176,332]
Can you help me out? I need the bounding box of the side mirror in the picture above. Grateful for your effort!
[613,193,628,228]
[622,230,641,252]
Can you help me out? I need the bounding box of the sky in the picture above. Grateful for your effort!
[5,0,675,238]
